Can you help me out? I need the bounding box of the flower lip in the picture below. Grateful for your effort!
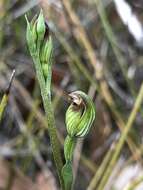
[68,92,83,107]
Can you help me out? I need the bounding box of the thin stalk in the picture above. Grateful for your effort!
[32,53,64,189]
[97,83,143,190]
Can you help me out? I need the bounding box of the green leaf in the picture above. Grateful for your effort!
[62,160,73,190]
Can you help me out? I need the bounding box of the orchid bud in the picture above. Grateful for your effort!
[26,10,46,54]
[40,36,53,79]
[26,10,53,82]
[36,10,46,49]
[25,15,36,55]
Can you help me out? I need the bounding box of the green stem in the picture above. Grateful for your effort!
[64,135,77,162]
[32,53,64,189]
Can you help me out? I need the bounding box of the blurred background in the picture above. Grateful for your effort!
[0,0,143,189]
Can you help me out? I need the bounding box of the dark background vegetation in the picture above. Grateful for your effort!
[0,0,143,189]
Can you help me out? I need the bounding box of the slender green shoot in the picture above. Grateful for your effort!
[0,70,15,122]
[25,10,64,189]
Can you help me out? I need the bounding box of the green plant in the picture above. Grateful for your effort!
[62,91,96,190]
[25,10,96,190]
[25,10,64,188]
